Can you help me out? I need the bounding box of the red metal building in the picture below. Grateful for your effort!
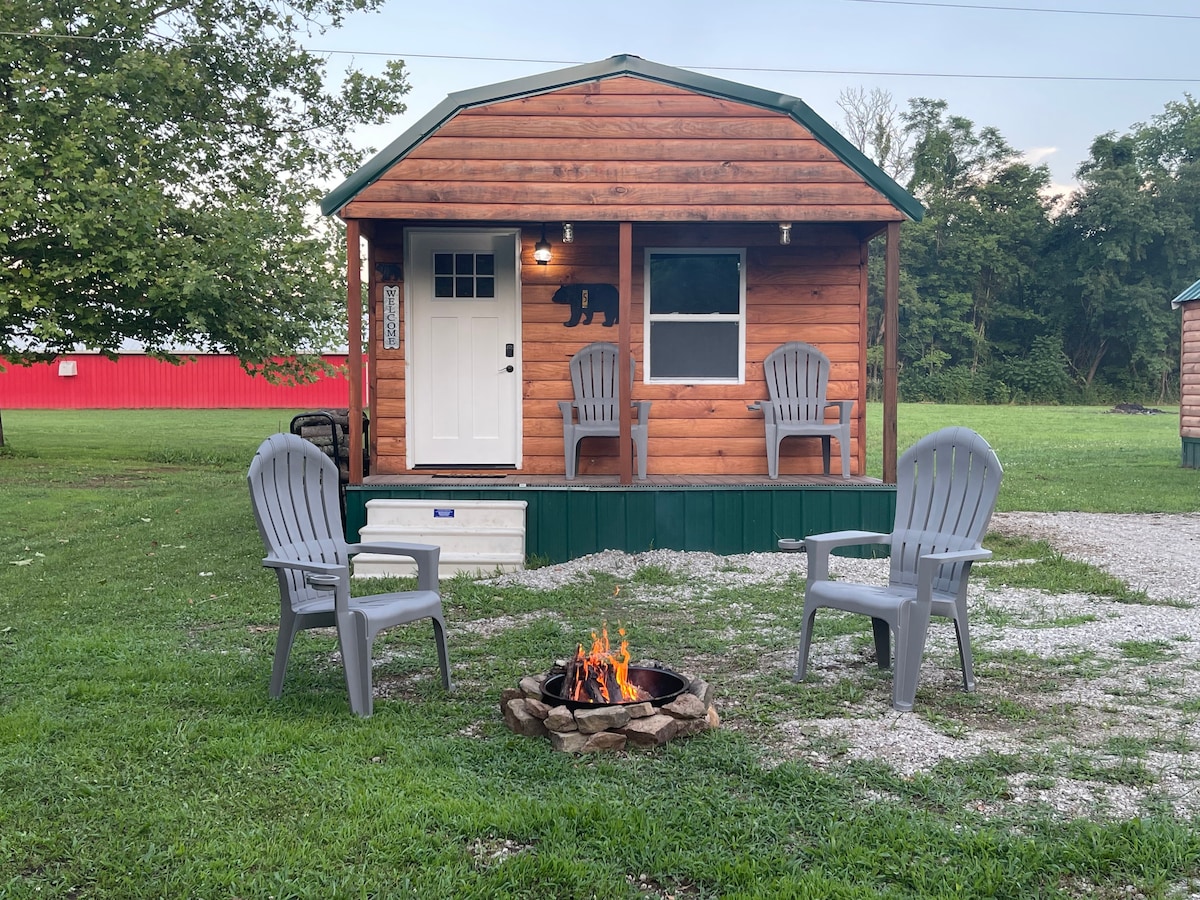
[0,354,360,409]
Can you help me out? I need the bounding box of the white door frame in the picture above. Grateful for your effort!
[404,227,522,468]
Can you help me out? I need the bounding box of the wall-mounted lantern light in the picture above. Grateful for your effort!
[534,224,552,265]
[779,223,792,245]
[562,222,574,243]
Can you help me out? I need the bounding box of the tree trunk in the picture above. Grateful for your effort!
[0,409,5,447]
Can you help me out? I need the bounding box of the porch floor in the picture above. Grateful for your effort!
[362,473,885,488]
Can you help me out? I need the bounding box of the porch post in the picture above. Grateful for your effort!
[346,218,364,485]
[884,221,900,484]
[618,221,634,484]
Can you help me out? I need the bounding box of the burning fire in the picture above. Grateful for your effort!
[565,623,647,705]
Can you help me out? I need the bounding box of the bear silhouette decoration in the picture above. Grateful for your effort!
[552,283,619,327]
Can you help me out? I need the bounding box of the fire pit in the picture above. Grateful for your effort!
[500,624,719,753]
[541,665,690,711]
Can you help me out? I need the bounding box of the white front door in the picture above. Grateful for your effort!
[406,229,521,467]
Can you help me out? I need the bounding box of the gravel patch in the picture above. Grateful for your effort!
[478,513,1200,821]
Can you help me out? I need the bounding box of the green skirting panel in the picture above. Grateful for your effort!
[1184,436,1200,469]
[345,484,896,564]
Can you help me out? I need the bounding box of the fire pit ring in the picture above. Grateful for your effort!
[541,665,689,711]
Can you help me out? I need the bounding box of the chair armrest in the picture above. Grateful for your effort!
[262,556,348,578]
[346,542,441,593]
[558,400,576,424]
[915,547,992,601]
[824,400,854,423]
[796,530,890,583]
[633,400,652,424]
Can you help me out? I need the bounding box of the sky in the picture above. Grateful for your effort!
[310,0,1200,197]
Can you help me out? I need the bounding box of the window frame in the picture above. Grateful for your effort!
[643,247,747,385]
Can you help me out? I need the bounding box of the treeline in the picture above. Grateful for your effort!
[852,91,1199,404]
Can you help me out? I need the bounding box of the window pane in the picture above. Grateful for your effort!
[476,277,495,298]
[650,254,741,315]
[455,276,474,297]
[434,276,454,298]
[434,253,453,276]
[650,322,740,378]
[455,253,475,275]
[476,254,495,276]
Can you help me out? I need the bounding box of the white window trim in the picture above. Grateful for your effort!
[643,247,746,385]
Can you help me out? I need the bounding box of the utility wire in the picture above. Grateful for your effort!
[3,32,1198,84]
[842,0,1200,20]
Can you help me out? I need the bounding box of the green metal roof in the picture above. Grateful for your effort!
[320,54,924,222]
[1171,277,1200,308]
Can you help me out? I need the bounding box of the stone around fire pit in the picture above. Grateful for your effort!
[500,666,719,752]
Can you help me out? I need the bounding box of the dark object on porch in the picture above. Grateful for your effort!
[552,283,619,327]
[559,342,650,480]
[754,341,852,479]
[247,432,452,717]
[290,409,370,523]
[783,426,1002,712]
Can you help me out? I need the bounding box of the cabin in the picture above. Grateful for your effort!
[1171,280,1200,467]
[320,55,922,563]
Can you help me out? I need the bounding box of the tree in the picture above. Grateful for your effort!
[895,99,1055,400]
[0,0,408,374]
[837,86,912,183]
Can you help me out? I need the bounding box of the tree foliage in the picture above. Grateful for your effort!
[857,93,1196,404]
[0,0,408,376]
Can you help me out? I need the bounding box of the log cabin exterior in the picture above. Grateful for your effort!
[321,55,922,560]
[1172,281,1200,467]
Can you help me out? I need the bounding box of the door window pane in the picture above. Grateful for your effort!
[433,253,496,299]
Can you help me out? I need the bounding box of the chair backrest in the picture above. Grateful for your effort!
[889,427,1003,595]
[247,433,350,602]
[569,342,634,426]
[764,341,831,425]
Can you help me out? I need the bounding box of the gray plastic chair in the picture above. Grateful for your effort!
[759,341,852,478]
[558,342,651,480]
[247,432,451,716]
[782,427,1003,711]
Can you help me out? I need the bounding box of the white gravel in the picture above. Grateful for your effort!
[482,513,1200,822]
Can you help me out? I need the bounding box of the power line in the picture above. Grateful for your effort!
[4,32,1199,84]
[842,0,1200,19]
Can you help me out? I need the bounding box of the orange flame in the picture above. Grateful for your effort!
[567,623,642,704]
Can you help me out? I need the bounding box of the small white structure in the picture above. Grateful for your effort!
[354,499,528,578]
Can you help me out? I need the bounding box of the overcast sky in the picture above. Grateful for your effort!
[313,0,1200,195]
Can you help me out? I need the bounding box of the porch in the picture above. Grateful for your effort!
[347,474,895,564]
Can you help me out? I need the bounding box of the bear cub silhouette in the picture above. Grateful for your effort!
[552,283,619,327]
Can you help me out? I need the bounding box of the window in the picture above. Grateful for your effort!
[644,249,745,382]
[433,252,495,299]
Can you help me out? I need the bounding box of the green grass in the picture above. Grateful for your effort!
[865,403,1195,513]
[1,408,1199,898]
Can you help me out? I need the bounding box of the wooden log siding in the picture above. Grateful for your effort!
[368,222,867,478]
[1184,304,1200,439]
[341,79,905,224]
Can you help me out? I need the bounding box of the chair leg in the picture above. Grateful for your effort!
[891,600,932,712]
[766,426,780,479]
[871,617,891,670]
[432,615,453,691]
[953,614,976,693]
[633,433,647,481]
[821,436,831,475]
[339,612,374,717]
[838,428,851,479]
[564,433,579,480]
[795,606,819,681]
[270,613,301,698]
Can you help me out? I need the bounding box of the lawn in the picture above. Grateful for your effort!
[1,408,1197,899]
